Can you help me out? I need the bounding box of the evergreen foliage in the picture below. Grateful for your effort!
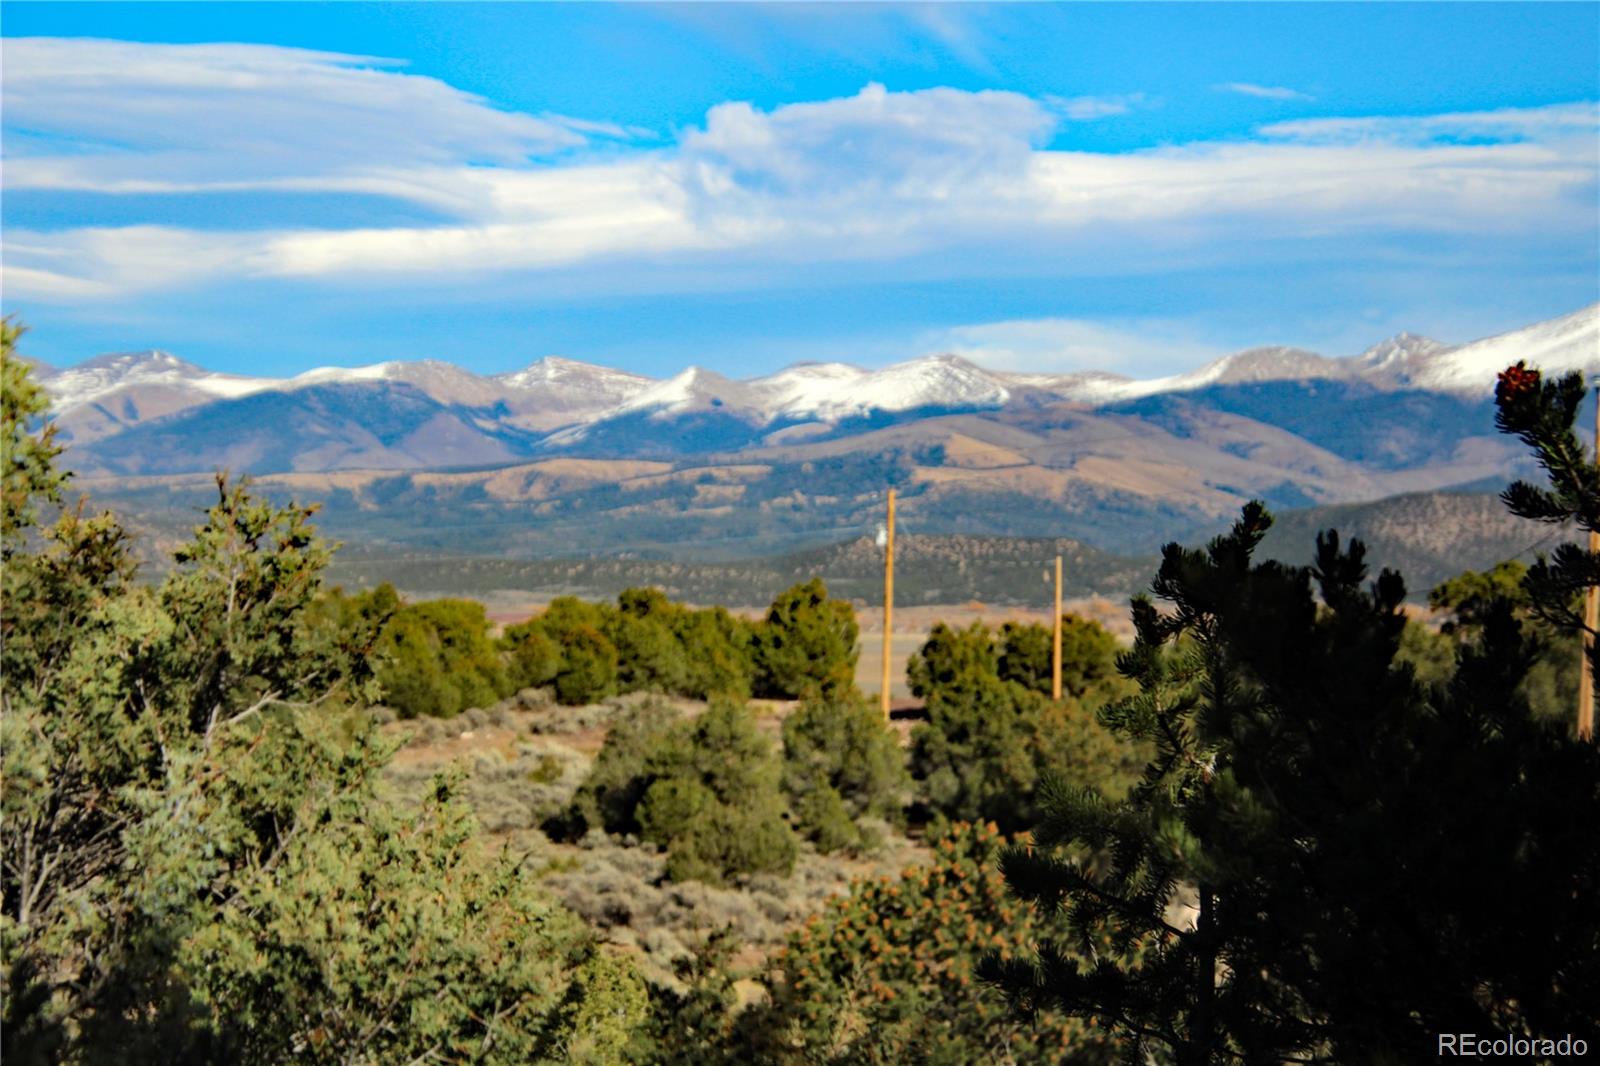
[0,344,631,1063]
[632,928,757,1066]
[555,625,621,706]
[1493,361,1600,730]
[997,617,1128,704]
[985,502,1600,1062]
[641,700,798,885]
[756,822,1119,1064]
[557,700,797,884]
[753,578,859,699]
[781,693,910,851]
[1393,617,1456,688]
[1429,559,1531,631]
[335,583,758,715]
[502,615,563,690]
[907,620,1144,832]
[912,669,1046,830]
[1,318,63,546]
[674,605,756,700]
[906,621,997,699]
[609,613,690,695]
[560,700,685,838]
[1429,558,1578,720]
[508,590,756,706]
[375,597,511,718]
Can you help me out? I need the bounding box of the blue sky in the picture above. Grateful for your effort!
[3,3,1597,379]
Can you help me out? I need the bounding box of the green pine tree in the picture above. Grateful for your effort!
[1,335,637,1063]
[1492,360,1600,735]
[985,502,1600,1062]
[753,578,859,699]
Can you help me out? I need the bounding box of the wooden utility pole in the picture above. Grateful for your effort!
[1052,555,1063,701]
[1583,390,1599,741]
[882,488,895,721]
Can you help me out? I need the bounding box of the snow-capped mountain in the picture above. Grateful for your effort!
[42,351,281,443]
[492,357,656,430]
[608,366,761,419]
[290,359,508,408]
[1395,304,1600,393]
[544,353,1024,450]
[1003,304,1598,403]
[29,303,1600,470]
[1032,346,1350,405]
[745,361,868,414]
[825,354,1012,416]
[45,350,279,411]
[39,352,657,441]
[1354,332,1450,380]
[594,354,1014,426]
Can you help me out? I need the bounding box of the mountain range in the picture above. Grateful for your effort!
[30,303,1600,565]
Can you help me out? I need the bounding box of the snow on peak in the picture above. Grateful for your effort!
[1404,304,1600,395]
[613,366,757,418]
[742,353,1010,424]
[499,356,650,389]
[1354,332,1452,386]
[572,353,1013,429]
[847,353,1011,412]
[35,303,1600,443]
[42,349,280,411]
[290,361,399,386]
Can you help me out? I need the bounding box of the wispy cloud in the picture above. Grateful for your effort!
[1259,102,1600,144]
[0,38,628,194]
[1047,93,1153,121]
[1216,81,1313,102]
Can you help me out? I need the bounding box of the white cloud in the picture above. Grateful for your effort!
[5,224,275,293]
[1216,82,1313,102]
[925,318,1224,375]
[1,44,1595,302]
[679,83,1053,201]
[0,38,617,193]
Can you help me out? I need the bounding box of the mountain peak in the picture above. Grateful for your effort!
[497,355,653,392]
[1207,346,1349,385]
[617,365,754,417]
[74,349,202,375]
[1401,302,1600,394]
[1357,332,1449,376]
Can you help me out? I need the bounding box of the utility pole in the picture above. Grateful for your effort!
[1582,389,1598,741]
[882,488,895,721]
[1052,554,1063,701]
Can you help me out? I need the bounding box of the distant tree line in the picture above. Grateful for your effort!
[325,574,859,718]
